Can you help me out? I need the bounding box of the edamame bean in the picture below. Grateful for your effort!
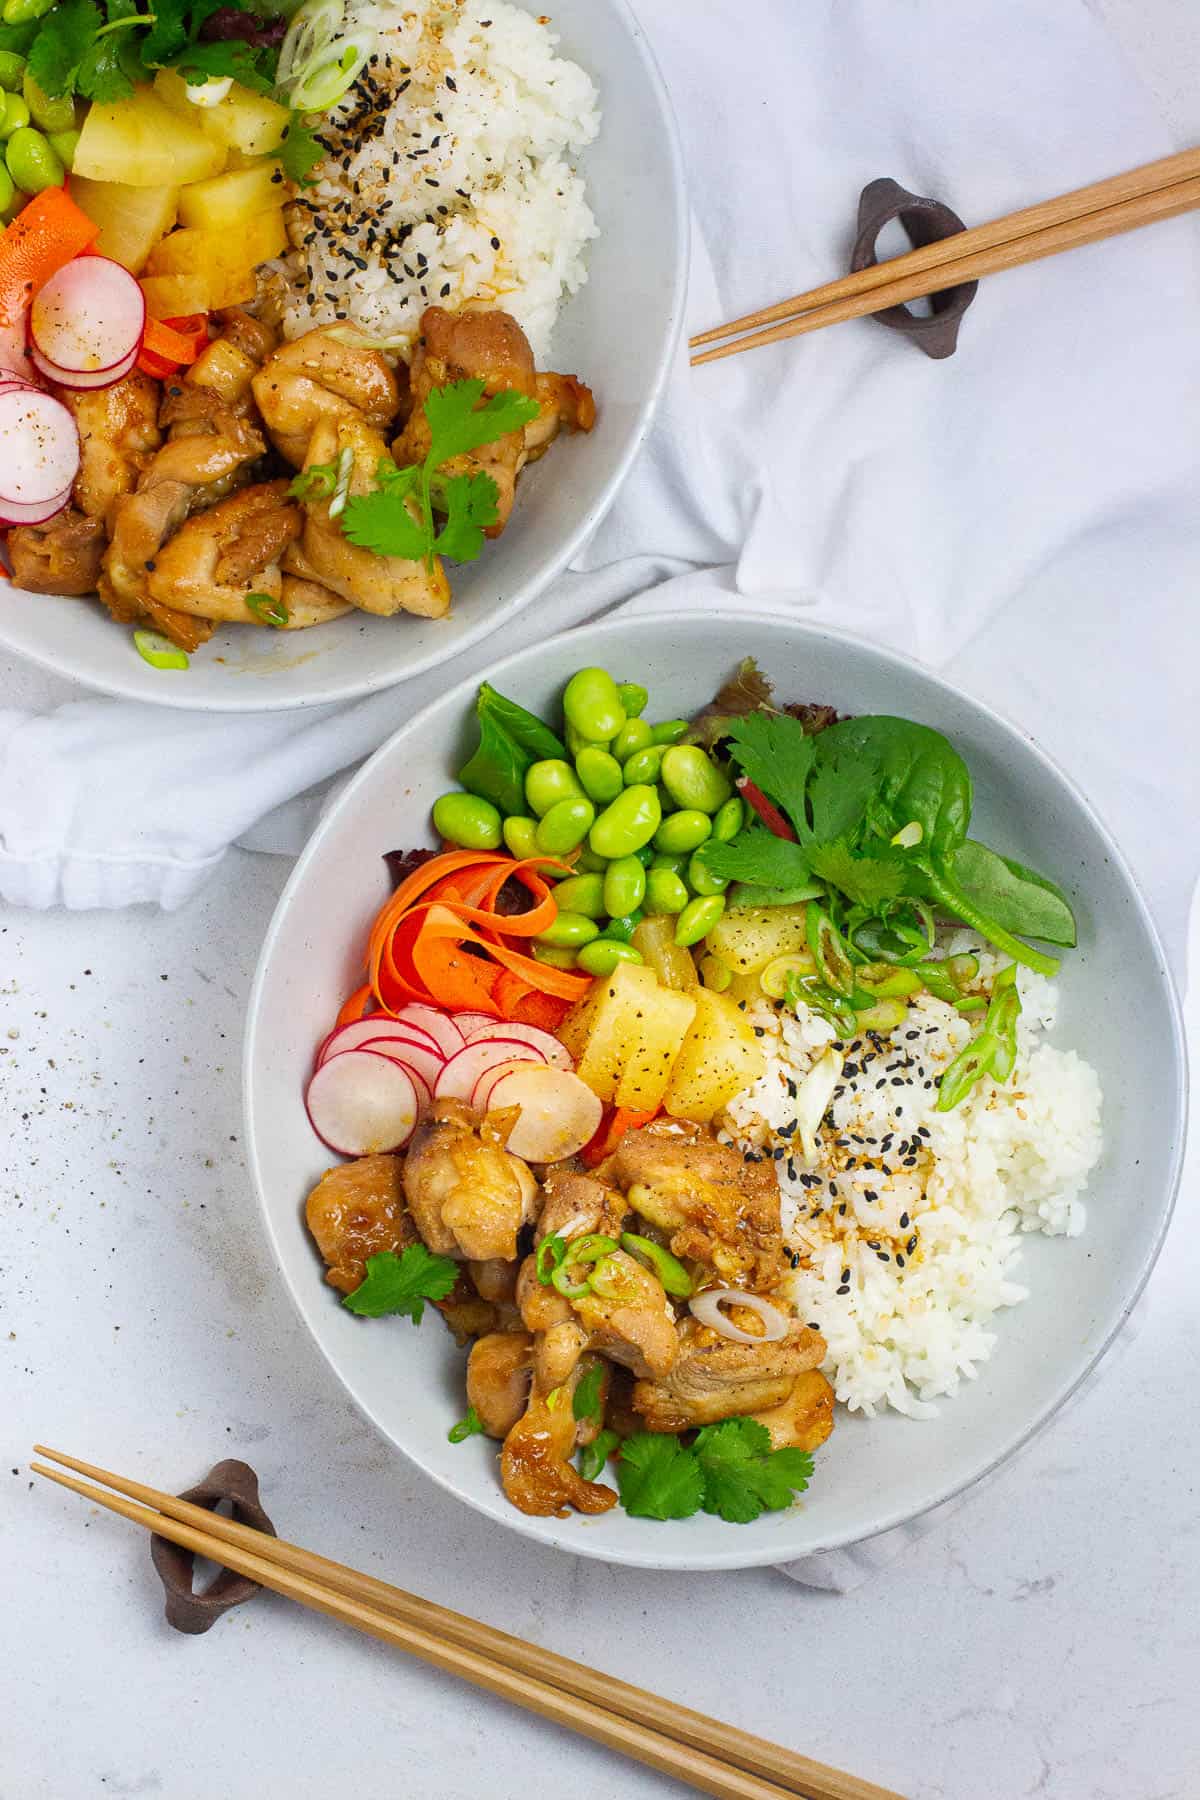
[688,850,729,896]
[47,125,78,168]
[549,872,606,919]
[532,942,579,970]
[431,790,502,850]
[23,71,75,133]
[502,814,539,860]
[644,868,689,915]
[621,745,664,787]
[1,0,53,24]
[574,745,623,805]
[616,681,649,718]
[600,910,644,942]
[577,939,645,977]
[588,783,661,859]
[0,92,29,138]
[536,910,600,949]
[525,757,585,817]
[611,716,652,762]
[659,744,733,813]
[712,796,745,843]
[4,123,61,191]
[603,855,646,918]
[0,52,26,91]
[565,721,604,758]
[633,843,656,868]
[649,718,689,746]
[650,851,686,876]
[653,809,712,856]
[563,667,626,743]
[574,844,607,873]
[536,796,595,855]
[674,894,726,947]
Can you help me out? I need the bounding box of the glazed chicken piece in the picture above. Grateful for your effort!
[753,1369,836,1453]
[146,480,346,627]
[6,509,105,595]
[306,1154,415,1294]
[252,327,402,466]
[523,371,597,463]
[289,412,450,618]
[631,1317,826,1434]
[60,373,163,523]
[500,1360,618,1518]
[604,1119,788,1293]
[404,1099,538,1262]
[467,1330,534,1439]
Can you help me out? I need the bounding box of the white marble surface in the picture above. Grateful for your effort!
[5,8,1200,1799]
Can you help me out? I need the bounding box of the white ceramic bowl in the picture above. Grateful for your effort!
[0,0,685,713]
[244,611,1186,1569]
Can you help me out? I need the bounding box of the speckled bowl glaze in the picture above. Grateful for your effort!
[244,611,1186,1569]
[0,0,686,712]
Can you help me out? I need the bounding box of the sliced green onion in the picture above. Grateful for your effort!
[587,1256,643,1304]
[568,1233,619,1264]
[578,1429,620,1482]
[277,0,343,88]
[957,995,987,1013]
[807,905,855,997]
[133,629,188,671]
[447,1406,484,1443]
[852,997,909,1034]
[857,965,922,1000]
[915,960,961,1005]
[935,1040,994,1112]
[787,972,857,1036]
[620,1231,692,1297]
[936,963,1022,1111]
[290,31,374,111]
[535,1233,567,1285]
[551,1263,592,1300]
[946,953,980,988]
[245,590,289,627]
[545,1385,566,1411]
[891,820,924,849]
[326,444,354,520]
[572,1360,605,1424]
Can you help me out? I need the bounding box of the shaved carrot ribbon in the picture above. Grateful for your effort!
[137,313,208,377]
[580,1105,660,1168]
[0,187,97,329]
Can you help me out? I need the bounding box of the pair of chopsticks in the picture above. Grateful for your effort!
[33,1447,906,1800]
[691,145,1200,365]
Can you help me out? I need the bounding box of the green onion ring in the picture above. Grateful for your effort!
[620,1232,692,1297]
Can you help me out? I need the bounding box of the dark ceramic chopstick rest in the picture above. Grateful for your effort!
[850,178,978,358]
[150,1459,276,1635]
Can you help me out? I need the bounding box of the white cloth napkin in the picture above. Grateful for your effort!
[2,0,1197,1584]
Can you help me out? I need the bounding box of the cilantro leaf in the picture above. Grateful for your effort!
[700,824,813,890]
[693,1417,813,1524]
[424,378,541,464]
[172,35,274,90]
[572,1361,605,1426]
[433,470,499,563]
[342,1245,458,1322]
[723,713,816,839]
[276,115,325,186]
[807,840,908,909]
[28,0,102,98]
[616,1432,705,1521]
[341,488,430,562]
[77,30,138,102]
[140,0,192,66]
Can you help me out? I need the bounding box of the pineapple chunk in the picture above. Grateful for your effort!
[74,88,226,187]
[140,272,217,319]
[614,985,697,1112]
[69,176,178,274]
[704,903,811,975]
[156,71,289,157]
[145,208,286,278]
[570,963,658,1104]
[177,161,284,232]
[662,989,767,1123]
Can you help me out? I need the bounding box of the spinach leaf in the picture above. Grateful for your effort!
[456,682,565,816]
[949,841,1077,947]
[816,717,972,860]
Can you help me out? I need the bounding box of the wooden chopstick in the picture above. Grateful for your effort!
[33,1449,906,1800]
[690,170,1200,366]
[690,144,1200,350]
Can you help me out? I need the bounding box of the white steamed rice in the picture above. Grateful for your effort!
[277,0,600,359]
[721,936,1104,1419]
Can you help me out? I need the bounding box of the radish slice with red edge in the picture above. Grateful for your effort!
[392,1004,466,1058]
[30,340,140,392]
[434,1037,545,1102]
[456,1011,499,1039]
[0,387,79,507]
[29,255,146,380]
[354,1036,445,1096]
[471,1055,550,1114]
[318,1016,444,1070]
[464,1022,573,1071]
[0,483,72,528]
[305,1050,421,1155]
[485,1067,603,1163]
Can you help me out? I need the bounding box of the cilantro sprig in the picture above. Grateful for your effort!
[342,1244,458,1323]
[615,1417,815,1524]
[20,0,279,108]
[340,378,540,568]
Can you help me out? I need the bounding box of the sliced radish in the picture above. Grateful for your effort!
[393,1004,466,1059]
[356,1036,445,1095]
[434,1036,546,1102]
[29,256,146,379]
[472,1055,550,1113]
[318,1017,443,1067]
[0,483,72,528]
[465,1022,573,1071]
[305,1050,421,1155]
[0,387,79,507]
[485,1067,603,1163]
[30,340,140,392]
[456,1011,500,1039]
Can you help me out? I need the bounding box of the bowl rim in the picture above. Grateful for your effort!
[243,606,1188,1570]
[0,0,689,715]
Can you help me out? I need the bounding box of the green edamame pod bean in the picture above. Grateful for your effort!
[611,716,652,761]
[621,745,664,787]
[549,872,606,919]
[603,855,646,918]
[574,845,607,873]
[574,745,623,805]
[23,71,74,132]
[535,796,595,855]
[712,796,745,843]
[502,814,539,860]
[644,868,689,915]
[633,843,656,868]
[649,718,689,746]
[0,161,13,214]
[47,125,78,168]
[674,894,726,947]
[0,52,26,91]
[563,667,626,743]
[565,721,605,758]
[431,790,502,850]
[532,942,579,970]
[588,784,661,859]
[650,851,686,876]
[0,91,29,138]
[616,681,649,719]
[600,910,644,942]
[659,744,733,813]
[688,850,729,896]
[536,910,600,949]
[577,938,645,977]
[4,123,61,191]
[1,0,53,25]
[525,758,585,817]
[653,809,712,856]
